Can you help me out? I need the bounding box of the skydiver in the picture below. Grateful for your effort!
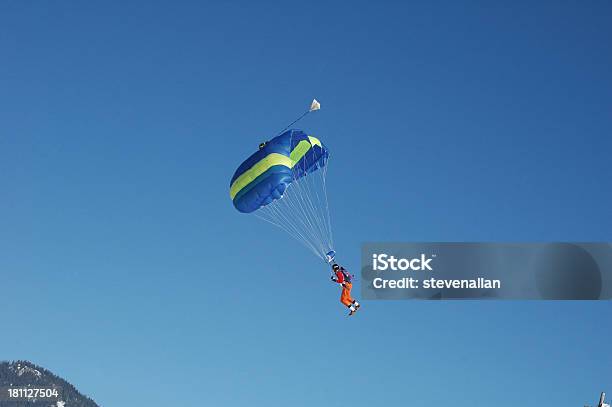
[330,263,360,316]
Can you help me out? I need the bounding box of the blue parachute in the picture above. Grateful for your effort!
[230,130,329,213]
[229,128,334,261]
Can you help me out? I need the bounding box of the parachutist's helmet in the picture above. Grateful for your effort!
[332,264,339,270]
[258,141,267,150]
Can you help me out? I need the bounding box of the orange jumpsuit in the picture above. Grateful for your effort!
[340,282,354,306]
[334,268,355,306]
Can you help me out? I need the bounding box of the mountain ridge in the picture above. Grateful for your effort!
[0,360,98,407]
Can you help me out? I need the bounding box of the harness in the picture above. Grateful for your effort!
[342,269,352,283]
[334,268,352,283]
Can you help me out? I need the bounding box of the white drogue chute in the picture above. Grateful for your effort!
[310,99,321,112]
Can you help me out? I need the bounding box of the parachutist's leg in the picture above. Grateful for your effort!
[340,282,360,314]
[344,282,354,303]
[340,282,354,309]
[348,302,357,316]
[340,294,352,307]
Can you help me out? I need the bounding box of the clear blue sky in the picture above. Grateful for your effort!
[1,1,611,406]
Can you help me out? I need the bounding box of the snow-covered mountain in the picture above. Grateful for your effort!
[0,361,98,407]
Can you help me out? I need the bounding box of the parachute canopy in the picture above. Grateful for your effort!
[230,129,333,260]
[230,129,329,213]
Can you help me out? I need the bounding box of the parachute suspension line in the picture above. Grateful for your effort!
[252,99,332,261]
[254,142,333,261]
[288,166,334,259]
[258,200,320,257]
[254,175,330,260]
[291,128,332,257]
[294,158,332,254]
[286,163,323,248]
[273,178,325,255]
[320,162,334,249]
[256,205,322,258]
